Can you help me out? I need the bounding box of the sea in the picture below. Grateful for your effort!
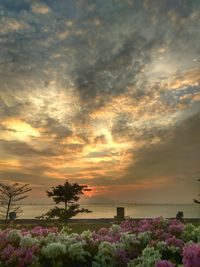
[20,203,200,219]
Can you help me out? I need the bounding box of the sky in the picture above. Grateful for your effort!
[0,0,200,204]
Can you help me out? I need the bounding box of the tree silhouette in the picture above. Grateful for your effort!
[44,180,91,223]
[194,179,200,204]
[0,183,31,222]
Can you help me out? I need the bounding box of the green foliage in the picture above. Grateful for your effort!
[44,181,91,222]
[181,223,200,242]
[128,247,161,267]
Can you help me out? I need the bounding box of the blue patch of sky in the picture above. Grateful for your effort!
[2,0,30,12]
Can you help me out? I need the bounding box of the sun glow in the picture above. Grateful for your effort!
[1,119,40,141]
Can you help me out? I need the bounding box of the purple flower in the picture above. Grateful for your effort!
[120,220,137,233]
[138,219,152,232]
[115,248,129,267]
[17,248,34,267]
[182,243,200,267]
[155,260,175,267]
[1,245,15,260]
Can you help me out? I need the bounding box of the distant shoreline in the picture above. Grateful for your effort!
[19,203,196,206]
[1,203,199,220]
[1,218,200,225]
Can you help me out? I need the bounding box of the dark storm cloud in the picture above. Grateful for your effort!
[75,33,151,108]
[111,111,170,143]
[111,113,133,142]
[72,6,159,111]
[119,106,200,185]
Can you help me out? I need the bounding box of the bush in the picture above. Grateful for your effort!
[0,218,199,267]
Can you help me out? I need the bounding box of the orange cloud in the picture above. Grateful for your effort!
[169,68,200,90]
[0,159,21,170]
[1,118,40,141]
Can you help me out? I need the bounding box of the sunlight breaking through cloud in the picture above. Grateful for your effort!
[0,0,200,203]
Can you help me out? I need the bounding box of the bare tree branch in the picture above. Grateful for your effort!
[0,182,31,222]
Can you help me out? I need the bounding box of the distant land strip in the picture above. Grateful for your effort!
[0,218,200,224]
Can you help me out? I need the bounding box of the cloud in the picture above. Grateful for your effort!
[0,124,17,133]
[0,18,30,34]
[122,106,200,183]
[93,135,107,144]
[31,3,51,15]
[0,169,61,187]
[0,139,57,157]
[0,0,200,203]
[74,32,152,114]
[78,105,200,188]
[0,96,32,121]
[40,117,73,139]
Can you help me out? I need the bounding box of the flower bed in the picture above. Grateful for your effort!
[0,218,199,267]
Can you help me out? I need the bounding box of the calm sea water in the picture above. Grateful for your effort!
[20,204,200,219]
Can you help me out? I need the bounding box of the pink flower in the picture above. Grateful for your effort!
[182,243,200,267]
[166,236,185,249]
[30,226,58,236]
[98,227,109,235]
[168,220,184,236]
[155,260,175,267]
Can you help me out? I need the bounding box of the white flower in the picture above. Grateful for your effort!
[41,232,57,245]
[92,241,119,267]
[42,242,66,258]
[68,241,90,262]
[109,224,121,235]
[7,230,21,245]
[120,233,139,251]
[20,235,39,248]
[60,226,72,234]
[81,230,93,239]
[58,234,81,247]
[137,231,152,245]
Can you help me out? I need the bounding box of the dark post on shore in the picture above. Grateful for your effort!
[115,207,125,221]
[176,211,184,221]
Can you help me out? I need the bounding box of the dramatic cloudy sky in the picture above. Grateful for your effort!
[0,0,200,203]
